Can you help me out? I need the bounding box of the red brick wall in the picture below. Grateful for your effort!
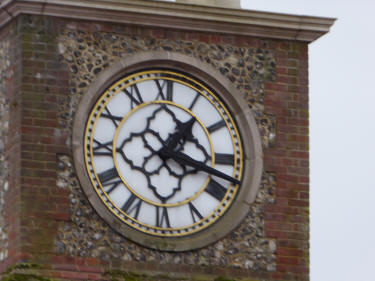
[0,16,70,273]
[264,42,310,280]
[1,15,310,281]
[17,15,71,263]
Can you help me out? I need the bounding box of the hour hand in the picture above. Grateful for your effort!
[158,147,240,185]
[166,117,196,150]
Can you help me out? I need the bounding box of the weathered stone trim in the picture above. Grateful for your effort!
[176,0,241,9]
[0,0,335,42]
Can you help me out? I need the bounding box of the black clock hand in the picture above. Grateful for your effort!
[166,117,196,150]
[158,147,240,185]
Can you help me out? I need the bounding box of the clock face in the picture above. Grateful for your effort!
[84,70,243,237]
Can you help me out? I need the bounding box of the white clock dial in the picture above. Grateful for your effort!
[84,70,243,236]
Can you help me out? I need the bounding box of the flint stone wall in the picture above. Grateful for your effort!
[0,36,12,263]
[54,24,277,271]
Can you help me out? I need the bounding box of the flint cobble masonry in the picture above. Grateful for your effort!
[0,33,11,264]
[56,155,276,271]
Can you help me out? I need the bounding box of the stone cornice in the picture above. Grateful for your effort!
[0,0,335,42]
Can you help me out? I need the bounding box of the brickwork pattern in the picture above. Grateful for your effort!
[263,41,310,280]
[8,15,71,271]
[0,15,310,281]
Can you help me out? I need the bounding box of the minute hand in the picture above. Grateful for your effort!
[158,148,240,185]
[166,117,195,150]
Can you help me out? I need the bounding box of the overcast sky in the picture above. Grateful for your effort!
[240,1,375,280]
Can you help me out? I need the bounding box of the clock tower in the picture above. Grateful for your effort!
[0,0,334,280]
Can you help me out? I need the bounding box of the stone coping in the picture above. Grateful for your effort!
[0,0,335,42]
[174,0,241,9]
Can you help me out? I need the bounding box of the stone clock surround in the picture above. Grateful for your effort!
[0,1,334,280]
[72,52,263,251]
